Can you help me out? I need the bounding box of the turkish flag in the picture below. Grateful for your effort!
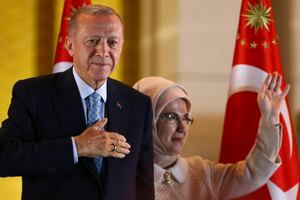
[53,0,91,73]
[219,0,300,199]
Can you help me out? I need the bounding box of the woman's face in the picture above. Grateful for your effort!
[156,98,192,155]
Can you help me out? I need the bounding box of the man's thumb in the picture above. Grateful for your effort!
[94,118,108,130]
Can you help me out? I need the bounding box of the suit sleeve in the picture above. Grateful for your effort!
[0,81,75,177]
[136,97,154,199]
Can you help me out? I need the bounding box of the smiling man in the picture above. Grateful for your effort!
[0,5,154,200]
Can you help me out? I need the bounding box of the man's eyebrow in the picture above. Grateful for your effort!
[108,36,122,39]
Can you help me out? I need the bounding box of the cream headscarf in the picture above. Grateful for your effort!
[133,77,191,168]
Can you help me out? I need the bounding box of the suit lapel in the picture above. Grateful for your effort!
[51,68,103,187]
[52,68,86,136]
[102,79,130,184]
[105,78,130,137]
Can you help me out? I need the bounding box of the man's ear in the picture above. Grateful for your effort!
[65,36,74,57]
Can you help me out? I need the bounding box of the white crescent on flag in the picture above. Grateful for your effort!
[228,64,293,158]
[53,61,73,73]
[267,180,298,200]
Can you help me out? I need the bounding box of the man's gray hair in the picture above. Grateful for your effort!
[68,4,123,36]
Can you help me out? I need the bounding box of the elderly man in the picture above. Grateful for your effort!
[0,5,154,200]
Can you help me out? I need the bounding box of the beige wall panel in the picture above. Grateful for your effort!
[176,1,241,160]
[290,0,300,134]
[182,114,224,161]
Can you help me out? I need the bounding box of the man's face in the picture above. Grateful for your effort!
[66,13,123,87]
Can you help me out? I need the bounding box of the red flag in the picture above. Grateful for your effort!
[219,0,300,199]
[53,0,91,73]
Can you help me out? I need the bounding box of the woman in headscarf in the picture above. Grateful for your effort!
[133,72,288,200]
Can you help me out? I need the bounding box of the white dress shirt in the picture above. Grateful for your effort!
[71,67,107,163]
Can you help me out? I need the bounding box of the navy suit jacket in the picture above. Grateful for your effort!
[0,68,154,200]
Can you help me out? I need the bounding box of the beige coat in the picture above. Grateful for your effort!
[154,121,282,200]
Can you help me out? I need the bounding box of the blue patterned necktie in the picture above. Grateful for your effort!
[85,92,104,174]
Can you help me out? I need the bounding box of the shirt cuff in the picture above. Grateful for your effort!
[71,137,79,163]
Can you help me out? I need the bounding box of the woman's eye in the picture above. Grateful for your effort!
[167,114,177,120]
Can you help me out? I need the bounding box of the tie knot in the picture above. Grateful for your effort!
[86,92,101,104]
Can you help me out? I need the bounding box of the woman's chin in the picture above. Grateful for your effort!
[169,143,184,155]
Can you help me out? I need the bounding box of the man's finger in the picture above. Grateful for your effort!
[115,146,130,154]
[109,132,127,142]
[118,134,127,142]
[119,141,131,149]
[115,153,126,158]
[93,118,108,130]
[111,152,126,158]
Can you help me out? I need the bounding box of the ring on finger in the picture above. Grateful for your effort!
[111,144,117,152]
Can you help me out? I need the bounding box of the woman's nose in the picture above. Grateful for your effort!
[176,119,188,132]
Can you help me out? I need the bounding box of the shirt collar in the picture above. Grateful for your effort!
[73,67,107,102]
[154,156,188,184]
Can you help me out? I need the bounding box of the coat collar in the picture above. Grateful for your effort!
[72,68,107,102]
[154,156,188,184]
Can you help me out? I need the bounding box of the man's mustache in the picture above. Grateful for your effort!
[90,56,112,65]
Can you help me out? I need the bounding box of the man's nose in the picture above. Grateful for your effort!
[96,42,109,57]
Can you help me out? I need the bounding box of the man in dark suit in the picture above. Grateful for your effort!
[0,4,154,200]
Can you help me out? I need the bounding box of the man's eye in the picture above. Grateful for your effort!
[108,40,118,48]
[86,39,98,46]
